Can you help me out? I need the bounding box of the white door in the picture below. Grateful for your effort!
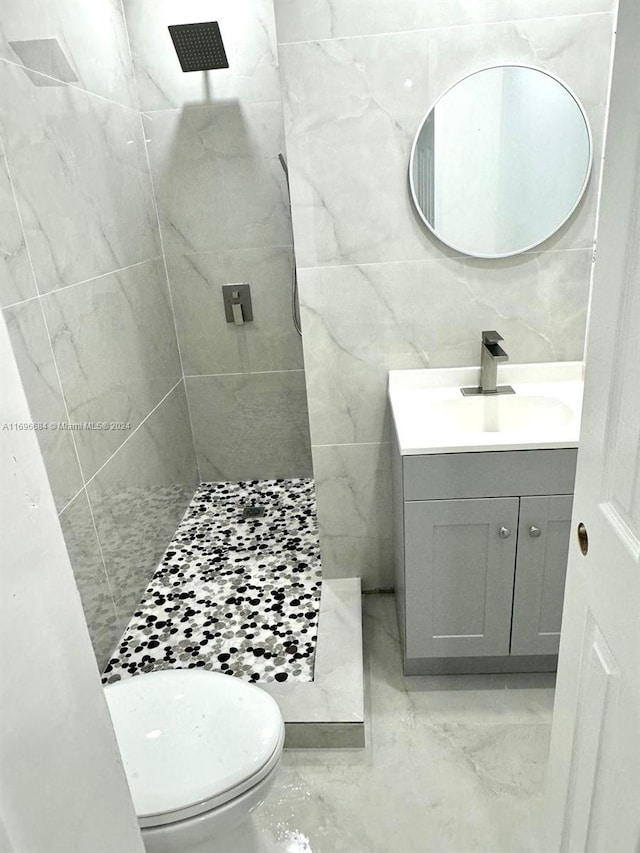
[546,0,640,849]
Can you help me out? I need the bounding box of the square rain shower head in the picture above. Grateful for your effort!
[168,21,229,72]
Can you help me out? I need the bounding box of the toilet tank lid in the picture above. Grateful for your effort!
[104,670,284,821]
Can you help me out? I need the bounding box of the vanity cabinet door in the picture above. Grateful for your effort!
[404,498,519,659]
[510,495,573,656]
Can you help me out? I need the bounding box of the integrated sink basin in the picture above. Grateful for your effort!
[389,362,583,454]
[428,395,575,434]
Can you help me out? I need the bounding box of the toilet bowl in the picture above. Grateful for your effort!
[104,669,285,853]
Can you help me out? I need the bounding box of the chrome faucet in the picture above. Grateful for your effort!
[461,331,515,396]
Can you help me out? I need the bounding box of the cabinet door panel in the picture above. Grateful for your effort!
[404,498,519,658]
[511,494,573,656]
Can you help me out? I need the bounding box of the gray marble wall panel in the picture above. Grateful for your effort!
[275,0,616,43]
[0,60,159,293]
[300,250,592,446]
[168,248,303,376]
[123,0,281,112]
[278,14,612,269]
[58,490,121,670]
[41,258,182,480]
[87,383,199,641]
[0,0,137,107]
[312,443,393,589]
[142,102,292,257]
[4,298,83,511]
[276,4,615,587]
[0,143,37,308]
[186,372,312,482]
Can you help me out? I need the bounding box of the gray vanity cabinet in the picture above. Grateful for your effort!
[393,440,578,674]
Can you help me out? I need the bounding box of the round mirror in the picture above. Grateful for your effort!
[409,65,592,258]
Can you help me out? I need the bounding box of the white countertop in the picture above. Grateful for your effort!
[388,362,584,455]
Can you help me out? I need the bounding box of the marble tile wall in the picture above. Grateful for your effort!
[275,0,617,588]
[0,0,199,669]
[124,0,312,481]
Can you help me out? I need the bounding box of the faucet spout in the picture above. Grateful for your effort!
[460,331,515,396]
[480,330,508,393]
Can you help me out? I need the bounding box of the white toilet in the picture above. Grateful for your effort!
[104,669,285,853]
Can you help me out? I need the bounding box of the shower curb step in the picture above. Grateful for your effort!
[261,578,364,749]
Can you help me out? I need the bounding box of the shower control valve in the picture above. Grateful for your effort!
[222,283,253,326]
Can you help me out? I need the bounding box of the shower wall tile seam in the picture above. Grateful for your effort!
[135,106,200,480]
[1,257,166,308]
[115,0,142,112]
[294,246,596,274]
[67,378,183,495]
[275,10,614,46]
[161,243,295,261]
[59,484,120,628]
[312,441,392,449]
[0,57,141,113]
[185,368,306,379]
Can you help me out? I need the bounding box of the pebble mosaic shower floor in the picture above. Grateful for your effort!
[102,479,322,686]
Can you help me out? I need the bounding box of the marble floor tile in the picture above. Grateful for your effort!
[256,593,555,852]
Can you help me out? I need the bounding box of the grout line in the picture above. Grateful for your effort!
[2,258,164,310]
[116,0,141,112]
[184,368,306,379]
[0,57,139,114]
[312,441,392,448]
[82,483,122,631]
[77,378,183,493]
[295,246,595,275]
[136,108,202,482]
[56,482,86,517]
[40,257,163,298]
[162,243,295,261]
[2,292,43,312]
[277,10,613,47]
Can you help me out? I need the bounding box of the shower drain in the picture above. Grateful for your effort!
[241,504,266,520]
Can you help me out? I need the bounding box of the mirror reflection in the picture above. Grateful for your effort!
[410,65,592,258]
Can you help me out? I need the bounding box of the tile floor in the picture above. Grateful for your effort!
[256,593,555,853]
[102,479,322,685]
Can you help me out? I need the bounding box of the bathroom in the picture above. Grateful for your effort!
[1,0,638,850]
